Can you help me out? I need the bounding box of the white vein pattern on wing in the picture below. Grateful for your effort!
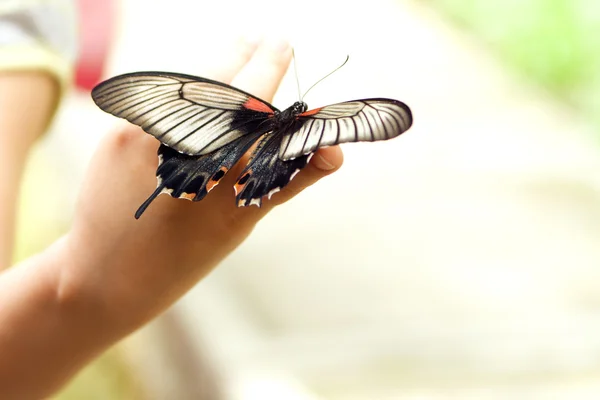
[182,82,250,110]
[94,76,263,155]
[126,97,244,155]
[142,103,199,133]
[309,101,365,118]
[279,100,411,160]
[93,75,192,97]
[107,82,181,113]
[135,100,194,130]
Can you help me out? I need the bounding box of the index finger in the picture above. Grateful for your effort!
[230,38,293,101]
[200,36,262,84]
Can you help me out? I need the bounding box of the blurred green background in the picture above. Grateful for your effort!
[428,0,600,134]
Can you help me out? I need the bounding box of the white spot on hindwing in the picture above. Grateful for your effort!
[267,187,281,200]
[155,154,165,188]
[289,169,301,181]
[178,192,195,201]
[249,198,261,207]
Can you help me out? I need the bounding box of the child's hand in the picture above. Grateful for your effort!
[64,38,343,331]
[0,38,342,399]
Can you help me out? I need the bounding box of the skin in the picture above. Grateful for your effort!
[0,72,60,268]
[0,39,343,399]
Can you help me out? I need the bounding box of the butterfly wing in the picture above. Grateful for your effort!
[135,131,264,218]
[233,131,311,207]
[279,98,412,160]
[92,72,278,155]
[93,72,413,213]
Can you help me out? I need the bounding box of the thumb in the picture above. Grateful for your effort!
[261,145,344,208]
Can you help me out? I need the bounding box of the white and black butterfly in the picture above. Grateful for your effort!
[91,71,413,218]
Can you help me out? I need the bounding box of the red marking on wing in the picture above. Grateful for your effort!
[179,192,196,200]
[233,170,252,196]
[243,98,274,114]
[299,107,323,117]
[206,167,228,193]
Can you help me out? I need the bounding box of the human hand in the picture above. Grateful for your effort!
[62,38,344,329]
[0,39,343,398]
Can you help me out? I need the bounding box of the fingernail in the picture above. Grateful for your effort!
[265,37,290,53]
[313,153,336,171]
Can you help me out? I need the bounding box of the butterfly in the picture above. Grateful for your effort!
[91,71,413,218]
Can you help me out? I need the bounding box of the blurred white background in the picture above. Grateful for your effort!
[16,0,600,398]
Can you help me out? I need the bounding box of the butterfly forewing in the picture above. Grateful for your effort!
[279,99,412,160]
[91,72,278,156]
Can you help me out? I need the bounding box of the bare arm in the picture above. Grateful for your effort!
[0,40,343,399]
[0,72,59,268]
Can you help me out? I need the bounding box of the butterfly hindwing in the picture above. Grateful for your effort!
[92,72,278,156]
[135,131,263,218]
[234,132,311,207]
[279,98,412,160]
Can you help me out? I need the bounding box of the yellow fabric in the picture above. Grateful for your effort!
[0,44,72,95]
[0,0,76,96]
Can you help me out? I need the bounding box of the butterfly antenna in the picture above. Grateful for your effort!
[292,49,302,102]
[301,55,349,101]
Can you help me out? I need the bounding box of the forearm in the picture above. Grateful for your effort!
[0,216,246,399]
[0,72,59,268]
[0,238,111,399]
[0,127,252,398]
[0,217,228,400]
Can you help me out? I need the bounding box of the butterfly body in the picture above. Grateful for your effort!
[275,101,308,125]
[91,71,412,218]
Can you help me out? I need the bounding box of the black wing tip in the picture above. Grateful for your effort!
[367,98,414,131]
[134,197,153,219]
[396,102,413,132]
[135,185,165,219]
[399,101,414,129]
[90,84,103,106]
[134,207,145,220]
[320,97,413,130]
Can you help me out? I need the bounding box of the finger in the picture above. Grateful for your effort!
[216,145,344,227]
[230,38,292,101]
[201,36,262,84]
[207,38,293,198]
[262,146,344,210]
